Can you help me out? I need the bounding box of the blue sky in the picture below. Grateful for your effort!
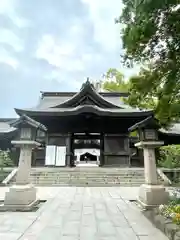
[0,0,139,117]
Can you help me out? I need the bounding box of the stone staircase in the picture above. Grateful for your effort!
[10,167,146,186]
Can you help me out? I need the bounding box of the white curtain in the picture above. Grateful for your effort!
[74,148,100,156]
[56,146,66,166]
[45,146,56,165]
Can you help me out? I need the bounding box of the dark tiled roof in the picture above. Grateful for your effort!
[0,119,17,134]
[10,115,47,131]
[15,105,153,117]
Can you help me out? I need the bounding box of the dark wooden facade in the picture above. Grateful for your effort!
[0,80,179,167]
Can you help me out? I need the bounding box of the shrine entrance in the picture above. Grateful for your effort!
[80,152,97,162]
[74,148,100,166]
[72,133,103,167]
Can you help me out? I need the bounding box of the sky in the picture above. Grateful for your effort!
[0,0,139,117]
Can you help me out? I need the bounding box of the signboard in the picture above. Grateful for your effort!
[55,146,66,166]
[45,145,56,165]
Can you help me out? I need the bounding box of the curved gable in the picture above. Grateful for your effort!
[52,80,121,109]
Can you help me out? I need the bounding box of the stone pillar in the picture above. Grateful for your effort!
[143,148,158,185]
[135,141,169,209]
[16,145,32,185]
[3,141,40,211]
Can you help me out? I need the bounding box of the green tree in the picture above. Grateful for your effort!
[117,0,180,126]
[0,150,14,172]
[102,68,155,109]
[102,68,130,92]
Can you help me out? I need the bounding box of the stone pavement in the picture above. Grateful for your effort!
[0,187,168,240]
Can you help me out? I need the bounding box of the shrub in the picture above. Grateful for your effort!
[169,192,180,206]
[159,192,180,225]
[158,145,180,168]
[0,149,14,171]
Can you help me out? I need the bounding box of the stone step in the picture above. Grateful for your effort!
[30,171,144,174]
[30,171,144,175]
[29,178,144,182]
[30,170,144,173]
[30,176,144,179]
[28,182,143,186]
[29,175,144,178]
[9,167,147,187]
[27,175,145,186]
[33,175,143,178]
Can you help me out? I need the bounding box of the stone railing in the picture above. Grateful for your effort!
[157,168,172,186]
[162,168,180,184]
[2,168,18,185]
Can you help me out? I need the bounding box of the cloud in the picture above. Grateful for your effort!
[82,0,123,51]
[0,0,139,117]
[0,48,19,69]
[36,34,84,71]
[0,28,24,52]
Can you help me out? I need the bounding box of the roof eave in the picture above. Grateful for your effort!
[51,80,122,109]
[11,113,47,131]
[128,116,159,132]
[14,107,153,118]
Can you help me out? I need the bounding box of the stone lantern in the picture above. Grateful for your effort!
[129,116,169,209]
[2,115,47,211]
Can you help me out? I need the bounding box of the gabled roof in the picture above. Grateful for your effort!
[10,115,47,131]
[159,123,180,136]
[0,118,17,135]
[15,105,153,117]
[128,116,160,132]
[14,80,153,117]
[51,80,122,109]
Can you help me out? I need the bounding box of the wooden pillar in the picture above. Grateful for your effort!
[99,133,104,166]
[66,133,74,167]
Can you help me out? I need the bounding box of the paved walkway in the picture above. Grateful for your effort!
[0,187,168,240]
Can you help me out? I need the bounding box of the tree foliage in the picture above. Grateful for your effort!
[158,145,180,168]
[117,0,180,126]
[102,68,130,92]
[0,150,14,172]
[102,68,156,110]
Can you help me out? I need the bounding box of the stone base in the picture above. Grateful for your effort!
[1,184,38,211]
[0,199,39,211]
[138,184,169,209]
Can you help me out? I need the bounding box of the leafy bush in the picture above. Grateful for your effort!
[159,192,180,225]
[158,145,180,168]
[0,149,14,171]
[169,191,180,205]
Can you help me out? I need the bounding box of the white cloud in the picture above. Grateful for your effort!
[0,48,19,69]
[0,28,24,52]
[0,0,29,28]
[36,34,85,71]
[37,35,75,57]
[0,0,15,14]
[0,0,140,117]
[82,0,123,51]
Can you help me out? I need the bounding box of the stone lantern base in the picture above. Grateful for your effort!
[138,184,169,209]
[0,184,38,211]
